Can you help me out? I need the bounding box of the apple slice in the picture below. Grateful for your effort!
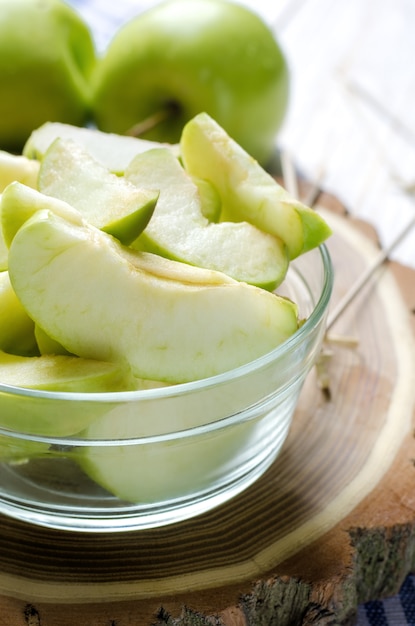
[0,151,39,269]
[78,406,258,503]
[0,208,8,271]
[0,151,40,192]
[180,112,332,259]
[0,349,137,438]
[38,138,158,245]
[1,181,83,248]
[0,350,136,394]
[0,435,47,464]
[126,148,288,290]
[34,325,172,392]
[23,121,179,175]
[192,177,221,222]
[8,209,299,384]
[0,271,37,356]
[34,324,71,356]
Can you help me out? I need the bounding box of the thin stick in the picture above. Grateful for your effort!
[280,150,299,198]
[326,212,415,331]
[280,150,324,207]
[125,104,177,138]
[344,79,415,148]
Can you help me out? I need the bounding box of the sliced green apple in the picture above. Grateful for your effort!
[0,151,39,269]
[8,209,299,384]
[1,181,83,248]
[126,148,288,290]
[78,409,258,503]
[38,138,158,245]
[23,121,179,175]
[0,202,8,271]
[0,349,136,438]
[0,271,37,356]
[34,324,71,356]
[192,176,221,222]
[180,112,332,259]
[0,151,40,192]
[0,350,136,393]
[0,436,47,464]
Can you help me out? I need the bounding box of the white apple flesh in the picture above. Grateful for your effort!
[38,138,158,245]
[126,147,288,289]
[0,347,137,441]
[23,121,180,175]
[181,113,332,259]
[1,181,83,249]
[0,151,39,192]
[0,271,37,356]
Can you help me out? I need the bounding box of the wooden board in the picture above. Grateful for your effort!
[0,198,414,626]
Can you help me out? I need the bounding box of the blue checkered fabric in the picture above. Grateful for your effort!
[356,576,415,625]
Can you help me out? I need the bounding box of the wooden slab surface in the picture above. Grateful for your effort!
[0,198,414,625]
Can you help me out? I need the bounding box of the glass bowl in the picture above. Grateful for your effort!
[0,245,333,532]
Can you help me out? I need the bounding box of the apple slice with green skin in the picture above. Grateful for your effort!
[38,138,158,246]
[126,148,288,290]
[0,350,136,394]
[34,325,172,391]
[78,405,260,504]
[180,112,332,259]
[23,121,180,176]
[0,271,37,357]
[0,150,39,269]
[192,177,221,222]
[0,207,8,271]
[0,436,47,464]
[0,349,137,439]
[1,181,83,249]
[8,209,299,384]
[34,325,71,356]
[0,151,40,192]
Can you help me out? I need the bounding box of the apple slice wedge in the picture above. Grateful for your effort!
[38,138,158,245]
[192,177,221,222]
[0,271,37,356]
[0,150,40,192]
[1,181,83,248]
[23,121,179,175]
[126,147,288,290]
[34,324,71,356]
[180,112,332,259]
[8,209,299,384]
[0,350,136,394]
[0,210,8,271]
[0,349,137,439]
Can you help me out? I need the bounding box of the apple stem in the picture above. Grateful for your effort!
[125,103,178,138]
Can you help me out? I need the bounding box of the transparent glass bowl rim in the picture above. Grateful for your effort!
[0,244,333,405]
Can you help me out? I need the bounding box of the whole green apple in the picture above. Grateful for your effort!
[0,0,96,152]
[92,0,289,165]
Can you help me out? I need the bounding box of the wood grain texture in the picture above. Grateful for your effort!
[0,200,414,625]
